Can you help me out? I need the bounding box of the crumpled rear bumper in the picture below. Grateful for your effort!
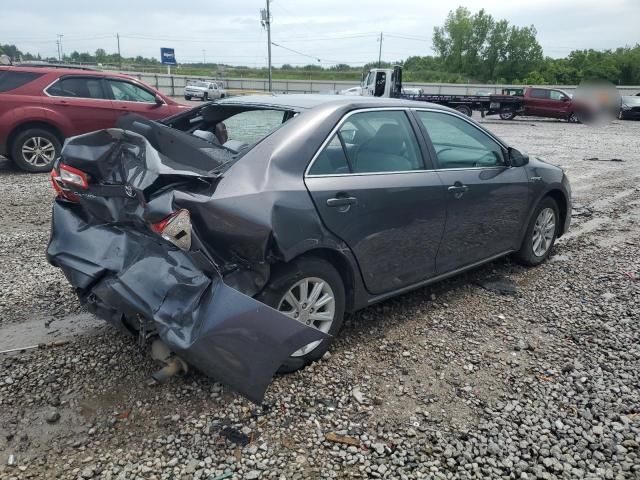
[47,200,328,404]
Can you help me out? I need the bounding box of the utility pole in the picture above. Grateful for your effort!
[202,49,206,64]
[56,34,64,62]
[117,33,121,69]
[377,32,383,68]
[260,1,272,91]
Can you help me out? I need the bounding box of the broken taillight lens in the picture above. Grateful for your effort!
[50,168,79,202]
[150,209,192,251]
[58,164,89,189]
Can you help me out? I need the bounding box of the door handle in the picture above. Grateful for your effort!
[326,196,358,207]
[448,184,469,198]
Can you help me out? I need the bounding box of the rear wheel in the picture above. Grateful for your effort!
[11,128,61,172]
[203,92,208,102]
[455,105,473,117]
[256,257,345,373]
[500,110,517,120]
[515,197,559,266]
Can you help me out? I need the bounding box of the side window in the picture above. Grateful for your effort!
[0,71,43,92]
[47,77,106,99]
[417,111,505,169]
[309,135,349,175]
[107,80,156,102]
[344,110,422,173]
[223,110,285,144]
[530,88,549,99]
[550,90,565,101]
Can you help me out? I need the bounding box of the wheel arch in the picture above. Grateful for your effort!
[270,247,358,313]
[7,121,64,154]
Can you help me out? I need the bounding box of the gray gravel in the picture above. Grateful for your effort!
[0,116,639,479]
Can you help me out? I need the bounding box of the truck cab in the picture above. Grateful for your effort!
[360,67,403,98]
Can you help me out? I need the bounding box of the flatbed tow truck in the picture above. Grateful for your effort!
[352,66,588,122]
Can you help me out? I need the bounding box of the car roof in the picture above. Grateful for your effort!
[0,65,138,80]
[216,93,451,111]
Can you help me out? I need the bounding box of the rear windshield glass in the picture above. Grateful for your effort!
[0,71,43,93]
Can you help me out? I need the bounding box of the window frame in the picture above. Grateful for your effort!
[43,75,111,101]
[305,107,431,178]
[104,78,157,104]
[411,108,509,171]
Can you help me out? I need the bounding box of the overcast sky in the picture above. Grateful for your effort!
[1,0,638,66]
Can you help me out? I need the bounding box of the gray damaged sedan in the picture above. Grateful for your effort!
[47,95,571,403]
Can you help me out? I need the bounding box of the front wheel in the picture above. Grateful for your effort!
[515,197,559,266]
[256,257,345,373]
[202,93,208,102]
[568,112,581,123]
[184,95,191,100]
[11,128,61,172]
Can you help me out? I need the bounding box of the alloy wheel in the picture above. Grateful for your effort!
[277,276,335,357]
[532,207,556,257]
[21,136,56,167]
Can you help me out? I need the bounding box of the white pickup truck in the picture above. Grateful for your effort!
[184,81,226,101]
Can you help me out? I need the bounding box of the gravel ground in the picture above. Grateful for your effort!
[0,116,639,479]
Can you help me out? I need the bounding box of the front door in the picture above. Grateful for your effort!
[414,109,530,273]
[305,109,446,294]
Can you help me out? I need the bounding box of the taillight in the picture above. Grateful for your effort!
[50,168,79,202]
[150,209,192,251]
[59,164,88,189]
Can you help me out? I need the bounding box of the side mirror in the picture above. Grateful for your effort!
[508,147,529,167]
[154,94,165,106]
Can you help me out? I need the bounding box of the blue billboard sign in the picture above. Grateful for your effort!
[160,48,177,65]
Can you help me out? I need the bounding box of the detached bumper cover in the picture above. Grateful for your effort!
[47,201,328,404]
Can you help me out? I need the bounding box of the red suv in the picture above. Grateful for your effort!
[0,66,189,172]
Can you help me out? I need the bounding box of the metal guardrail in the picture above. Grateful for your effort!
[112,70,640,98]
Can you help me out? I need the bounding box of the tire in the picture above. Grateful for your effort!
[515,197,560,266]
[184,95,191,100]
[500,110,517,120]
[220,93,226,98]
[455,105,473,117]
[11,128,61,173]
[568,112,581,123]
[255,257,345,373]
[203,93,208,102]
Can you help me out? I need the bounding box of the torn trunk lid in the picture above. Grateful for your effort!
[47,117,329,404]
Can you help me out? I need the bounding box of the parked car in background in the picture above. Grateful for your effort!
[619,96,640,120]
[0,65,189,172]
[183,81,226,101]
[48,94,571,402]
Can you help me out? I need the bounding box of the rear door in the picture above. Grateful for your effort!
[526,88,550,117]
[304,108,447,295]
[43,75,117,132]
[105,78,171,120]
[414,109,529,273]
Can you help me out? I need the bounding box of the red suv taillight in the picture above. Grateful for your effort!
[150,209,192,251]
